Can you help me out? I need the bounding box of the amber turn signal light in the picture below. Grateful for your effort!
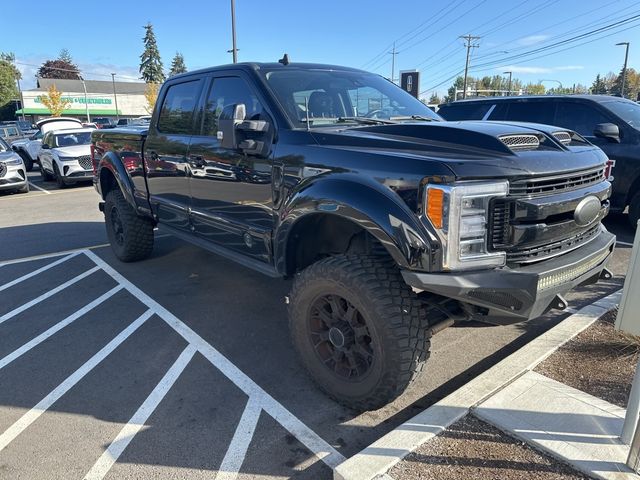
[427,188,444,229]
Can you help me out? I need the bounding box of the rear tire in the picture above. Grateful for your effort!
[288,254,435,411]
[104,189,154,262]
[629,191,640,229]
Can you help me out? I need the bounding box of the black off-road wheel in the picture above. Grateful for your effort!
[629,191,640,229]
[288,255,436,411]
[104,189,154,262]
[17,151,33,172]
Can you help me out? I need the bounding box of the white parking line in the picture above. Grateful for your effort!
[0,309,153,453]
[0,266,100,324]
[0,252,80,292]
[84,249,347,469]
[0,286,123,370]
[28,182,51,194]
[83,344,197,480]
[216,397,263,480]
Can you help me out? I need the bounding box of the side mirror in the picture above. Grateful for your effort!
[218,103,246,150]
[218,103,272,156]
[594,123,620,143]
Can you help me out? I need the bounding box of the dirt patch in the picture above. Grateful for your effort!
[535,309,638,408]
[390,414,590,480]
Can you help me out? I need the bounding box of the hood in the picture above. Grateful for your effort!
[0,151,22,163]
[53,144,91,157]
[310,121,607,179]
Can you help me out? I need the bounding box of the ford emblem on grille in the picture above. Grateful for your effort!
[574,195,601,226]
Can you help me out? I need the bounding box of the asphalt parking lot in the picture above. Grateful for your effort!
[0,169,635,479]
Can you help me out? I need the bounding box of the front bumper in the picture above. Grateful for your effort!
[402,225,615,324]
[0,164,27,191]
[60,161,93,183]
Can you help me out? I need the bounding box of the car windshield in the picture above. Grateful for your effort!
[604,100,640,128]
[54,132,92,147]
[262,68,442,127]
[16,121,31,131]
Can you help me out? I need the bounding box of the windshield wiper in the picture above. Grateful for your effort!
[336,116,398,125]
[390,115,438,122]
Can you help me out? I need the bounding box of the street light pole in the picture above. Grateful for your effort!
[111,73,119,121]
[230,0,238,63]
[616,42,630,98]
[503,71,512,96]
[79,76,90,123]
[16,78,25,121]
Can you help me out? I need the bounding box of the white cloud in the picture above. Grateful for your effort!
[517,34,550,46]
[497,65,585,75]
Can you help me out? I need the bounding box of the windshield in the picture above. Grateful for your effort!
[604,100,640,128]
[54,132,92,147]
[16,121,31,131]
[263,68,442,127]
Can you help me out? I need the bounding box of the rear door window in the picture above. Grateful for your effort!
[157,79,202,135]
[554,101,613,137]
[503,101,555,125]
[438,102,493,121]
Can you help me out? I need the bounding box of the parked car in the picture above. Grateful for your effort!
[11,117,83,171]
[0,124,25,143]
[93,117,116,129]
[0,137,28,194]
[92,61,614,411]
[83,122,98,129]
[438,95,640,227]
[39,128,94,188]
[0,120,36,136]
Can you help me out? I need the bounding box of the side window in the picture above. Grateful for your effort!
[505,101,555,125]
[438,103,492,121]
[7,127,18,136]
[202,77,264,137]
[157,80,202,135]
[554,102,611,137]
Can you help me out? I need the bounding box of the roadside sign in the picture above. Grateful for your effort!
[400,70,420,98]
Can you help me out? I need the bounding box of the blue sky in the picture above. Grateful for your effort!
[3,0,639,98]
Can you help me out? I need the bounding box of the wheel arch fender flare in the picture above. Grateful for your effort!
[274,174,434,274]
[97,151,137,208]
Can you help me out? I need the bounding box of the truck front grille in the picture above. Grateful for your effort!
[509,166,604,197]
[506,225,600,264]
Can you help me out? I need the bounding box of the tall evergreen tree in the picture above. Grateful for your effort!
[591,74,607,94]
[58,49,73,64]
[169,52,187,77]
[139,23,165,83]
[37,49,80,80]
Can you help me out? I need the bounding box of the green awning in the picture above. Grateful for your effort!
[15,108,121,115]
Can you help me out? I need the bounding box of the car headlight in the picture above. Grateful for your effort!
[58,156,76,162]
[425,180,509,271]
[2,156,22,165]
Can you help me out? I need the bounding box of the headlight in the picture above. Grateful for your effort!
[425,180,509,271]
[2,156,22,166]
[58,156,76,162]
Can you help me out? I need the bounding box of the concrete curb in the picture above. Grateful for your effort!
[333,289,623,480]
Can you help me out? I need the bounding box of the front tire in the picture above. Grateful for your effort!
[53,163,67,188]
[104,189,154,262]
[17,151,33,171]
[288,255,435,411]
[629,191,640,229]
[40,160,53,181]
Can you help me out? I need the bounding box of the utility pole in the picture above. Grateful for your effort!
[389,42,398,84]
[229,0,238,63]
[111,73,119,121]
[460,34,480,100]
[503,71,512,96]
[16,78,25,121]
[79,76,90,123]
[616,42,630,97]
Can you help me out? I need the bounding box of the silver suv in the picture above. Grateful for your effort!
[0,138,28,194]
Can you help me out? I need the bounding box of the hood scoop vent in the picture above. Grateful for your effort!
[552,131,572,145]
[498,134,540,151]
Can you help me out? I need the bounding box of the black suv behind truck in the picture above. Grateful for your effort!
[92,62,615,411]
[438,95,640,227]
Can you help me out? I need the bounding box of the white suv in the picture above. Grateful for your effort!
[39,128,94,188]
[0,137,28,194]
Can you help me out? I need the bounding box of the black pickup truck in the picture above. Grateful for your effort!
[91,60,615,411]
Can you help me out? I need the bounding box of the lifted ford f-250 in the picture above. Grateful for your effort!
[91,60,615,411]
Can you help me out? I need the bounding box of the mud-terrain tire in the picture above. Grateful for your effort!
[288,254,435,411]
[17,151,33,171]
[629,191,640,229]
[104,189,154,262]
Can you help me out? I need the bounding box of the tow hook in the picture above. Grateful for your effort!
[98,202,105,213]
[552,294,569,311]
[600,268,613,281]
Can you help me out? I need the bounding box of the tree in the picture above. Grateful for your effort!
[144,82,159,114]
[169,52,187,77]
[445,76,465,102]
[525,83,546,95]
[37,50,80,80]
[591,74,607,94]
[0,53,20,120]
[140,23,165,83]
[39,84,71,116]
[428,93,442,104]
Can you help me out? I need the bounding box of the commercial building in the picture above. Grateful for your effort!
[16,78,149,122]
